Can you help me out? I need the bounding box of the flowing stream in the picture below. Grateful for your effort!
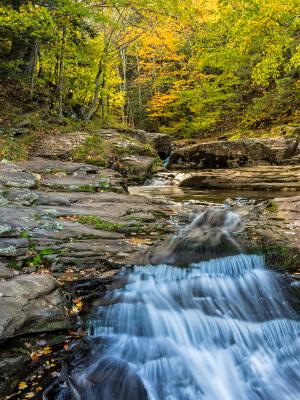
[59,208,300,400]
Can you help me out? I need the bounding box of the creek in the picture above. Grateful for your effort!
[53,177,300,399]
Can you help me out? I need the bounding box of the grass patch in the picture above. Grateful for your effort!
[0,133,37,161]
[78,215,122,231]
[79,185,97,192]
[72,135,110,166]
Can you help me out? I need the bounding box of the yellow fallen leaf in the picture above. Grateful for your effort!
[76,301,83,310]
[36,387,43,392]
[71,305,79,314]
[43,346,52,355]
[18,382,28,390]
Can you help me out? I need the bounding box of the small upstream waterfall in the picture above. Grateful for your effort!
[58,210,300,400]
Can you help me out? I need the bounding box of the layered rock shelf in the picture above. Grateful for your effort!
[179,165,300,191]
[169,137,300,169]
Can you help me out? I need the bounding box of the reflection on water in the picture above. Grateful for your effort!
[129,185,298,204]
[129,170,300,204]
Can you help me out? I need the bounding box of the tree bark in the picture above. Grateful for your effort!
[58,26,67,122]
[84,53,106,121]
[120,48,127,124]
[29,39,39,100]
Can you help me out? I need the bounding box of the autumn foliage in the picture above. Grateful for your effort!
[0,0,299,137]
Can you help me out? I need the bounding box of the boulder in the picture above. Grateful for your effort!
[0,274,68,339]
[122,155,155,184]
[145,132,172,159]
[168,138,299,169]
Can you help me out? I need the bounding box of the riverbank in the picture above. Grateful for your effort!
[0,130,300,397]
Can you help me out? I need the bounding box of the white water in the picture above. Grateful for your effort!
[64,211,300,400]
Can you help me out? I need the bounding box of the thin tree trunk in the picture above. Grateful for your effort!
[58,26,67,122]
[37,47,44,78]
[101,71,106,127]
[136,55,143,123]
[30,39,39,100]
[84,54,105,121]
[120,48,127,124]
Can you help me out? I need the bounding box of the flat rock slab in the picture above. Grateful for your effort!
[0,274,68,339]
[169,137,299,169]
[0,162,37,188]
[56,238,139,269]
[0,206,40,237]
[16,158,99,174]
[0,238,29,257]
[30,132,88,159]
[179,166,300,191]
[39,168,125,193]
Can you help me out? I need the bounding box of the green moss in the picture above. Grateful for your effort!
[39,248,56,256]
[98,181,110,191]
[151,156,164,173]
[78,215,122,231]
[25,248,56,267]
[79,185,97,192]
[266,201,279,213]
[20,231,31,239]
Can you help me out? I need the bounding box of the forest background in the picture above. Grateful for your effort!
[0,0,299,139]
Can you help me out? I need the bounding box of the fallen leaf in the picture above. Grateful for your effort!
[18,382,28,390]
[43,346,52,355]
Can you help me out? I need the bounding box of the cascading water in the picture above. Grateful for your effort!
[56,209,300,400]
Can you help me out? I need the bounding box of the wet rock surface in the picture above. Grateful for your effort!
[169,137,299,169]
[237,196,300,269]
[0,274,68,340]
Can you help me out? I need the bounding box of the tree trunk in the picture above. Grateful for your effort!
[101,71,107,127]
[58,26,67,122]
[29,39,39,100]
[120,48,127,124]
[84,54,105,121]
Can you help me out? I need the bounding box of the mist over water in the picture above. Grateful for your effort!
[59,209,300,400]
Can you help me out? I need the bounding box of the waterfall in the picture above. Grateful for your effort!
[57,209,300,400]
